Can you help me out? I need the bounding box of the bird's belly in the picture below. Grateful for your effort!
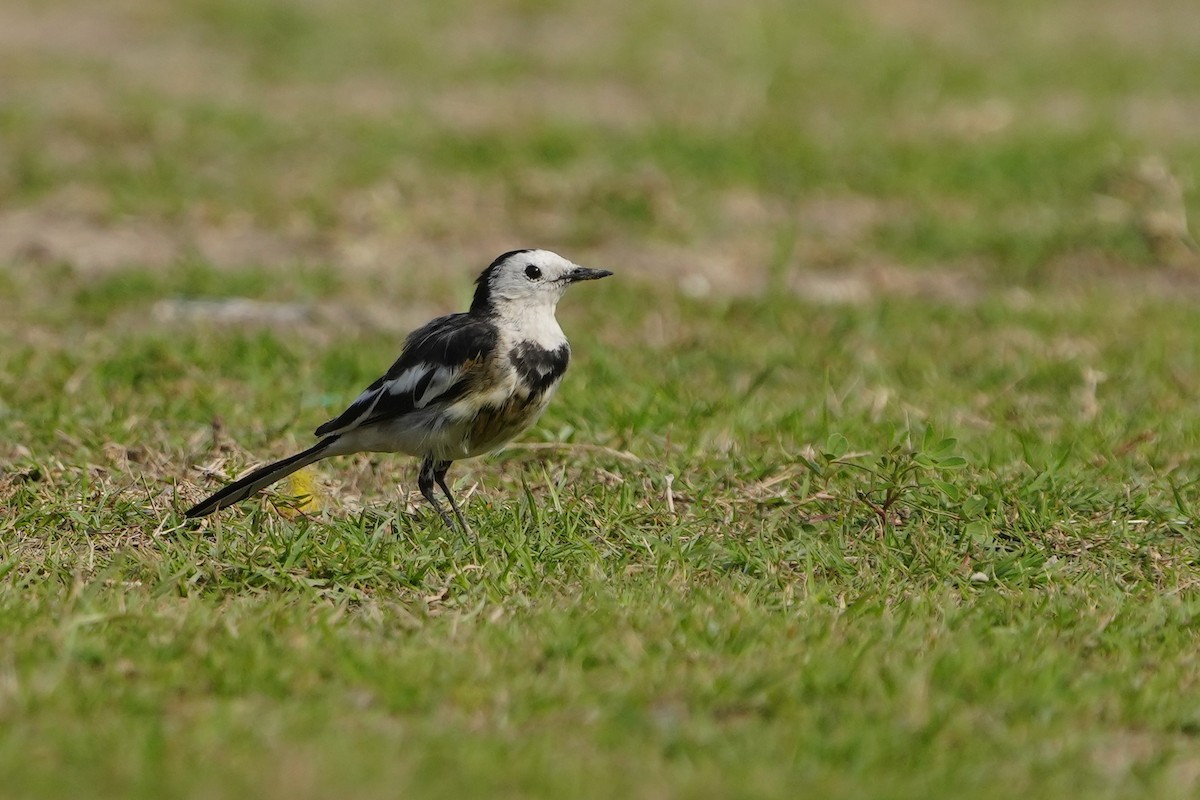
[456,381,559,458]
[338,378,559,461]
[463,403,544,456]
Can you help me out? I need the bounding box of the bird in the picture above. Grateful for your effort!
[184,249,612,530]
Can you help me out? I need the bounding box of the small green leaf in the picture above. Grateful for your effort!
[796,454,823,476]
[964,520,992,543]
[931,437,958,455]
[931,479,962,502]
[824,433,848,459]
[962,494,988,517]
[913,453,937,469]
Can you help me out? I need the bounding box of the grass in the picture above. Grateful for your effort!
[4,0,1200,797]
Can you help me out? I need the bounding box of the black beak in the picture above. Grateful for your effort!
[565,267,613,283]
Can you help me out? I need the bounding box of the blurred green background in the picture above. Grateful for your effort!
[4,0,1198,289]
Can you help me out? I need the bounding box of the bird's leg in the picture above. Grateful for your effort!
[418,455,457,530]
[433,459,472,535]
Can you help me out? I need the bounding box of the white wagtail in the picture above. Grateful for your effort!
[184,249,612,529]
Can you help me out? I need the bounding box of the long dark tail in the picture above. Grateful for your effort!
[184,436,341,518]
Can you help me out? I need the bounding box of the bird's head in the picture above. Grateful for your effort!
[471,249,612,316]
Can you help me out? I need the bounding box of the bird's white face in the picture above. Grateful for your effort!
[476,249,612,315]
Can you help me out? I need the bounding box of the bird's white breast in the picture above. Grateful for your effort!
[499,303,567,351]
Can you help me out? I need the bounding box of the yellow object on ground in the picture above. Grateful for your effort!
[280,467,321,517]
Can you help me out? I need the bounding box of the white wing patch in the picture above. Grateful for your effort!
[386,364,433,396]
[320,363,446,436]
[415,365,460,408]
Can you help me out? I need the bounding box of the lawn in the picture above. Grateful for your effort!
[3,0,1200,797]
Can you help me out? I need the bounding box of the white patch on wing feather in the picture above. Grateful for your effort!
[385,364,432,396]
[416,365,460,407]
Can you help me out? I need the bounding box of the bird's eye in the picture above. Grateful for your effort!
[525,265,542,280]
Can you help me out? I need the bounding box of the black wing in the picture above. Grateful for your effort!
[314,313,499,437]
